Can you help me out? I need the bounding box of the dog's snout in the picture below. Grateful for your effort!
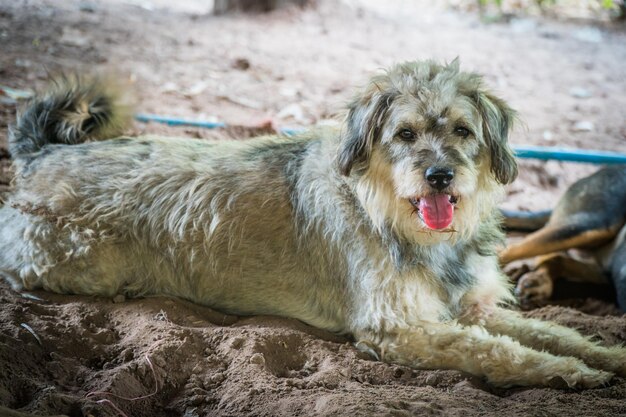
[425,167,454,191]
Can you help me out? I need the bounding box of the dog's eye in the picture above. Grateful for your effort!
[454,127,471,138]
[398,129,416,141]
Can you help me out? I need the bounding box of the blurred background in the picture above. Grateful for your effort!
[1,0,625,211]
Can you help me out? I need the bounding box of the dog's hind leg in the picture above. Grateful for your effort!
[0,205,135,297]
[0,205,40,290]
[477,308,626,377]
[514,253,608,303]
[358,323,613,388]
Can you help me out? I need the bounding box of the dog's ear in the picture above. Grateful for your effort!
[476,92,518,185]
[339,81,396,176]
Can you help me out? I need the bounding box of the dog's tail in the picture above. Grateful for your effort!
[500,209,552,232]
[9,76,131,159]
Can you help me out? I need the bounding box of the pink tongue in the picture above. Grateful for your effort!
[418,195,454,230]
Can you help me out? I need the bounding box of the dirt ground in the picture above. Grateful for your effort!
[0,0,625,416]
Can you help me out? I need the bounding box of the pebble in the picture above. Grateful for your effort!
[542,130,554,141]
[249,353,265,366]
[112,294,125,303]
[189,395,204,406]
[210,372,225,383]
[183,407,200,417]
[573,27,602,43]
[572,121,594,132]
[569,87,592,99]
[230,337,245,350]
[424,373,439,386]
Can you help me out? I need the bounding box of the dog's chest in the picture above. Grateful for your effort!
[386,243,477,322]
[357,245,477,328]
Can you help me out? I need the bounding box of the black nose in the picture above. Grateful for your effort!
[425,167,454,191]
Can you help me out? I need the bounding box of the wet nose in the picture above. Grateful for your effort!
[425,167,454,191]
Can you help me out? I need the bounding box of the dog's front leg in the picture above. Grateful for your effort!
[477,308,626,377]
[357,321,612,388]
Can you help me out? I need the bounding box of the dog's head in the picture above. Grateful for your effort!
[338,59,517,243]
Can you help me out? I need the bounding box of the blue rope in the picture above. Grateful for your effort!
[134,114,626,164]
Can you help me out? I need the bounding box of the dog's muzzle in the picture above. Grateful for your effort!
[409,167,458,230]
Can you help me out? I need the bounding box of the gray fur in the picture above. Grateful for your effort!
[2,60,625,388]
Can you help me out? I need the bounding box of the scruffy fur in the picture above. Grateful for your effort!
[2,60,625,388]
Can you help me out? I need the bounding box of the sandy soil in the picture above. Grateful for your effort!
[0,1,625,416]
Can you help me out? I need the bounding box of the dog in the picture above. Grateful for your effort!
[1,60,624,388]
[500,166,626,310]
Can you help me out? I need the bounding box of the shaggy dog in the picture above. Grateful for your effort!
[2,60,624,388]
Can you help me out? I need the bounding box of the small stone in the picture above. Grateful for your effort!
[210,372,225,383]
[569,87,592,99]
[453,380,474,391]
[232,58,250,70]
[59,27,89,47]
[185,81,209,97]
[542,130,554,141]
[154,310,168,321]
[277,103,305,122]
[509,18,537,33]
[183,407,200,417]
[573,27,602,43]
[230,337,244,349]
[572,121,594,132]
[112,294,125,303]
[249,353,265,366]
[79,2,97,12]
[424,373,439,386]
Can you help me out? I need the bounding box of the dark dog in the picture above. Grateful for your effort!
[500,166,626,310]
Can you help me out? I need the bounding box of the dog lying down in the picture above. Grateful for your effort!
[2,60,624,388]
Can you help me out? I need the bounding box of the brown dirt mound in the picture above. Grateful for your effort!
[1,281,625,417]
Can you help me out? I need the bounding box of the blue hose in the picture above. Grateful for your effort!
[134,114,626,164]
[513,145,626,164]
[135,113,227,129]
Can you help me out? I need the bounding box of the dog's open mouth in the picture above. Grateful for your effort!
[409,195,458,230]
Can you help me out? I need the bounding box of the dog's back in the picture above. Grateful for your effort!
[3,78,356,332]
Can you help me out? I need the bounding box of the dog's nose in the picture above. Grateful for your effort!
[425,167,454,191]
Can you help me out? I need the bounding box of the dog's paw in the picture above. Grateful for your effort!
[600,346,626,377]
[514,267,553,305]
[553,358,613,389]
[575,368,614,389]
[503,262,530,282]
